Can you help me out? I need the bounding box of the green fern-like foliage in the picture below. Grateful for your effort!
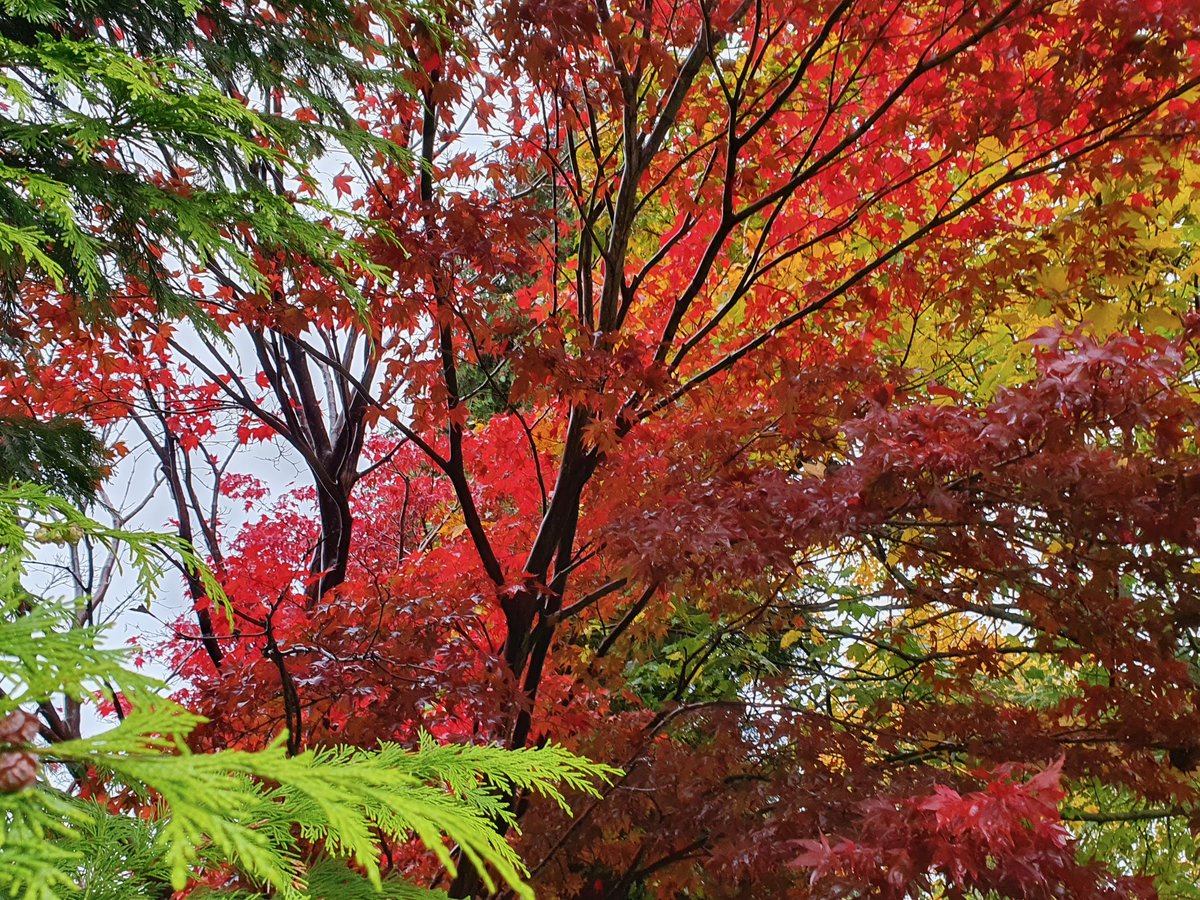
[0,485,618,899]
[0,416,105,503]
[0,0,435,321]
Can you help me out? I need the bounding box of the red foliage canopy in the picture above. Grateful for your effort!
[8,0,1200,896]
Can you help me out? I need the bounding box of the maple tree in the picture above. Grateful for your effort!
[0,0,617,895]
[8,0,1200,896]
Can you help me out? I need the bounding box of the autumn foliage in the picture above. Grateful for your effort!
[7,0,1200,896]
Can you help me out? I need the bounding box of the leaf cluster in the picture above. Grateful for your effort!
[0,415,104,501]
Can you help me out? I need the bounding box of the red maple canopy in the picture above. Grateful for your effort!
[7,0,1200,896]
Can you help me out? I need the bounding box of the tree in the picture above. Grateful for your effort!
[0,0,428,504]
[7,0,1200,896]
[0,0,428,312]
[0,0,445,664]
[0,0,613,895]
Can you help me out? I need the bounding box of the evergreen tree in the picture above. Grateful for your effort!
[0,0,424,315]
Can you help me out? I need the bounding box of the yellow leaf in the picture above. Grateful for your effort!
[976,136,1007,162]
[1140,306,1181,334]
[1083,300,1122,336]
[1137,231,1178,251]
[1036,266,1070,294]
[780,629,804,650]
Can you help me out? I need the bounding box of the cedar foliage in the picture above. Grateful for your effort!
[0,0,428,317]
